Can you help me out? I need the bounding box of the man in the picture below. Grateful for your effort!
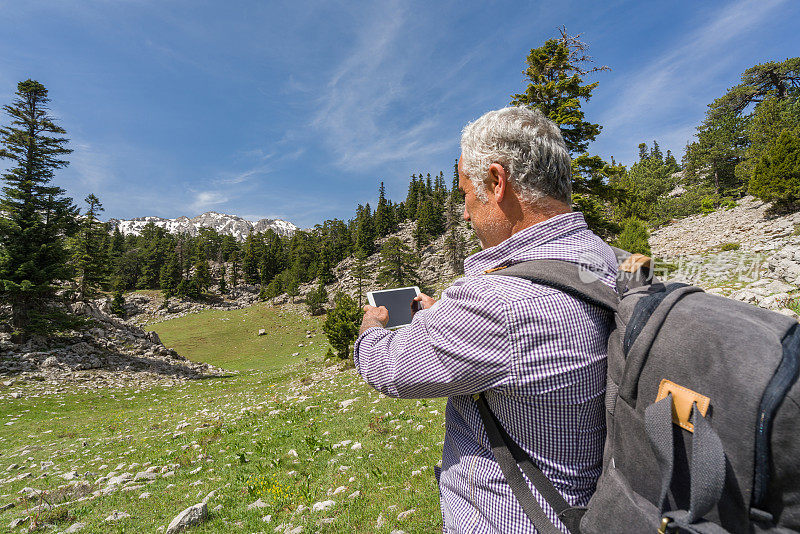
[354,106,617,533]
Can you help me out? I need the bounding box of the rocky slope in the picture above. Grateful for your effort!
[269,218,479,307]
[109,212,298,240]
[650,195,800,319]
[0,300,227,393]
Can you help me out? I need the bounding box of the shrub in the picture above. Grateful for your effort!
[720,242,741,251]
[612,218,651,256]
[306,283,329,316]
[323,292,361,359]
[749,128,800,209]
[110,290,126,317]
[175,278,201,300]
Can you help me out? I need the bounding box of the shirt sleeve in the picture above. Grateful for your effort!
[353,276,512,399]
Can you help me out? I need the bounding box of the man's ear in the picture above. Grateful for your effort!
[487,163,508,203]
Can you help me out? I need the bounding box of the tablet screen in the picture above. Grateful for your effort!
[367,287,420,328]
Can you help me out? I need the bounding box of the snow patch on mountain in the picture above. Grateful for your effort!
[108,211,298,240]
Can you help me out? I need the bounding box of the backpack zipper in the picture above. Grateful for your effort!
[753,323,800,509]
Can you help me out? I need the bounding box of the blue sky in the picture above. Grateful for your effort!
[1,0,798,228]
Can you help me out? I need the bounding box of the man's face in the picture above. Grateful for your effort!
[458,155,499,249]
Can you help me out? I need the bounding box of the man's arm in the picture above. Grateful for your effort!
[353,277,512,399]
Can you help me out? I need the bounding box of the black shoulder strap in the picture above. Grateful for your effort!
[474,392,572,534]
[485,259,619,313]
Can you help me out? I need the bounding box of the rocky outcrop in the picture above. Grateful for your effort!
[0,300,227,391]
[120,286,261,326]
[650,196,799,320]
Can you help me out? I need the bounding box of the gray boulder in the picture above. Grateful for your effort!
[166,502,208,534]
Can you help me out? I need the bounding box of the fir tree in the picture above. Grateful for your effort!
[218,264,228,294]
[192,251,212,292]
[354,203,375,256]
[443,194,466,275]
[450,159,462,204]
[351,250,371,307]
[510,28,617,236]
[749,128,800,209]
[159,252,182,299]
[72,194,109,299]
[510,27,609,154]
[229,250,240,288]
[241,233,261,285]
[374,181,393,237]
[0,79,77,332]
[377,237,419,288]
[109,226,125,260]
[406,175,419,220]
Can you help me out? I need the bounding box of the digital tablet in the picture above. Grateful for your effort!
[366,286,421,329]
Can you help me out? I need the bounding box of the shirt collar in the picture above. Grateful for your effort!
[463,212,588,276]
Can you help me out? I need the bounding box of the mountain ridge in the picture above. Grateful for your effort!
[108,211,298,240]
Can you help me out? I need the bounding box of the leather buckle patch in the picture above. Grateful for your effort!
[655,379,710,433]
[619,253,652,273]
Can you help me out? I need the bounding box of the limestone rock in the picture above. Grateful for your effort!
[165,502,208,534]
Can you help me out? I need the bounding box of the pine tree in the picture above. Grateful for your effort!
[443,194,466,275]
[374,181,393,237]
[450,159,462,204]
[351,250,371,307]
[377,237,419,288]
[510,27,609,154]
[218,264,228,294]
[749,128,800,209]
[510,29,617,236]
[192,251,212,292]
[159,252,182,299]
[354,203,375,256]
[241,233,261,285]
[323,292,362,359]
[72,194,109,299]
[229,250,240,288]
[0,79,77,332]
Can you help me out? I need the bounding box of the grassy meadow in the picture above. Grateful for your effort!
[0,304,447,533]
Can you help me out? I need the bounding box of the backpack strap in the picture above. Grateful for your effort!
[474,392,568,534]
[484,259,619,313]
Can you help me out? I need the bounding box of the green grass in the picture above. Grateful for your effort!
[0,305,447,533]
[719,242,741,252]
[150,303,323,372]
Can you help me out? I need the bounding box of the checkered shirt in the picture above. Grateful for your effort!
[354,212,618,533]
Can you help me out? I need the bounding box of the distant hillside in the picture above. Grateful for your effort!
[108,211,298,240]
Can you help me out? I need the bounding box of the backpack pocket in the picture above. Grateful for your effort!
[580,464,660,534]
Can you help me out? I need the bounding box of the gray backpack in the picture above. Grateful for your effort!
[479,248,800,533]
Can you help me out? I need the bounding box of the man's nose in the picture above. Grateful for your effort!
[463,205,470,221]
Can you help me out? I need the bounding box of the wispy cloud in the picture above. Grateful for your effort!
[189,190,229,213]
[311,0,453,169]
[598,0,788,161]
[69,141,115,190]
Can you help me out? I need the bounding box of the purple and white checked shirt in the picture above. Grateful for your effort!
[354,212,618,533]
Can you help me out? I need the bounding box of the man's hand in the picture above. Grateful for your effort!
[359,305,389,335]
[412,293,437,314]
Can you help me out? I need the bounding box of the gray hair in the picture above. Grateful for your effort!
[460,106,572,204]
